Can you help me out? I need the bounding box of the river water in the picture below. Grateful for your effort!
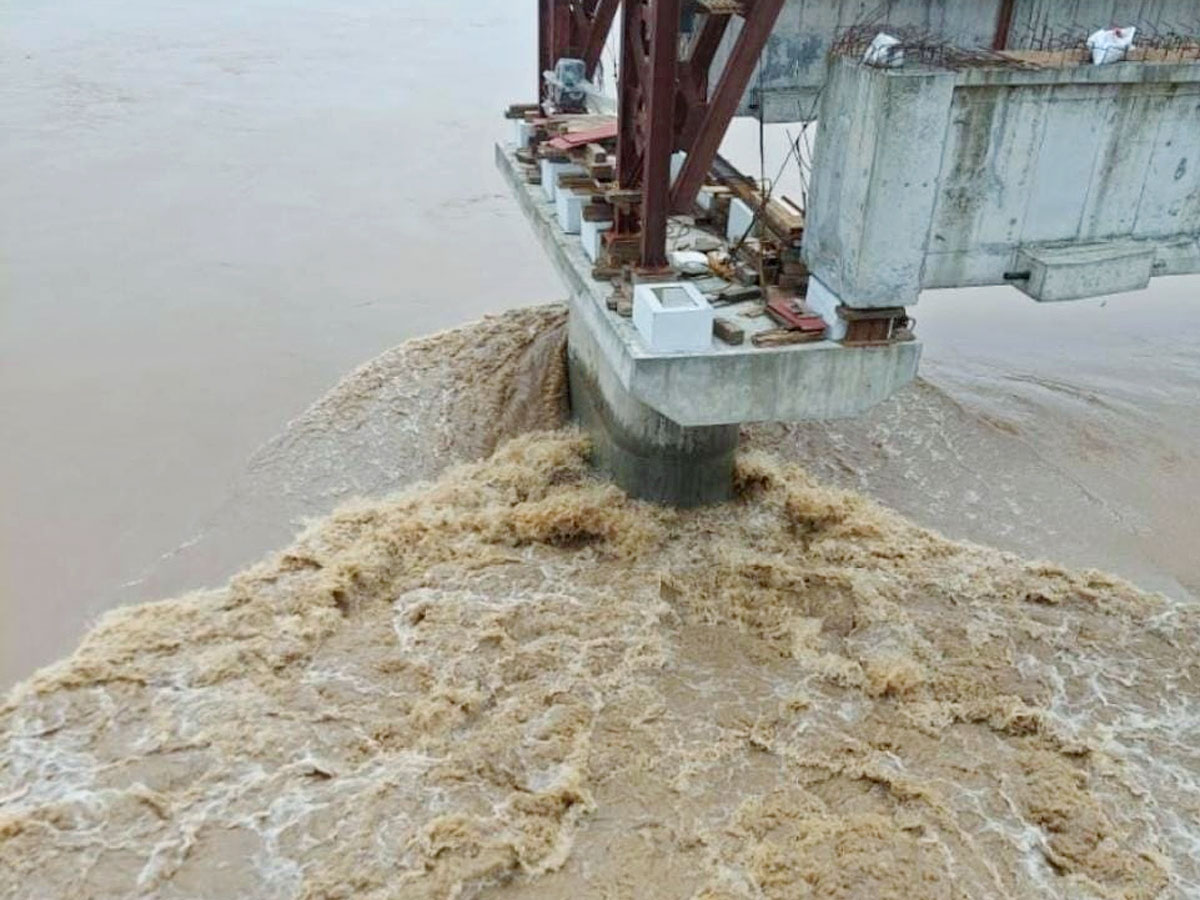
[2,0,1198,695]
[3,4,1200,895]
[1,0,556,684]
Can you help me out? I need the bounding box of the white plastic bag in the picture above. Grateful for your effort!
[863,33,904,68]
[1086,27,1136,65]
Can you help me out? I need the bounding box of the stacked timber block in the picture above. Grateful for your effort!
[517,113,622,268]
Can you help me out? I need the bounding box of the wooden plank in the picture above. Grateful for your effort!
[836,306,906,321]
[752,328,825,347]
[714,167,805,243]
[604,231,642,264]
[547,122,619,150]
[543,114,617,131]
[585,143,609,165]
[605,187,642,205]
[713,317,745,345]
[583,202,614,222]
[558,173,599,190]
[505,103,541,120]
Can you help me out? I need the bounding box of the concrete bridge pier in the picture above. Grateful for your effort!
[495,142,922,509]
[565,311,738,506]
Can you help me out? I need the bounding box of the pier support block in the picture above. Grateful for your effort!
[567,315,737,507]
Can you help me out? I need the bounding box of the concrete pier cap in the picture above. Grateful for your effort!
[496,143,921,506]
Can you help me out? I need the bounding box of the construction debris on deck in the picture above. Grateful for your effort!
[505,106,915,351]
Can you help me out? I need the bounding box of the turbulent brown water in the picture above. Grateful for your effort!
[3,308,1199,899]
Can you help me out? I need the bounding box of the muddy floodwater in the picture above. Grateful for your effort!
[3,0,1197,687]
[3,308,1200,898]
[1,0,558,683]
[2,2,1200,896]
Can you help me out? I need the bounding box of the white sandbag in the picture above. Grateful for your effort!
[669,250,711,276]
[1086,27,1136,65]
[675,232,723,253]
[863,33,904,68]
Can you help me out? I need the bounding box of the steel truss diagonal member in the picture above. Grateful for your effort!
[637,0,682,270]
[669,0,786,215]
[612,0,786,269]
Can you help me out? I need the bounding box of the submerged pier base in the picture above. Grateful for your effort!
[566,313,737,506]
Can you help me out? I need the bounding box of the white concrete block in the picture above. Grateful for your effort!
[670,152,702,208]
[540,160,585,202]
[632,281,714,353]
[581,219,613,263]
[511,118,533,148]
[670,151,687,183]
[805,275,847,341]
[726,197,758,243]
[540,159,557,201]
[556,189,585,234]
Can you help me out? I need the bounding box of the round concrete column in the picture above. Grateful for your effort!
[567,346,738,507]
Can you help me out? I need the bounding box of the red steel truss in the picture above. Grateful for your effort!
[538,0,622,97]
[667,0,786,219]
[615,0,680,269]
[538,0,785,269]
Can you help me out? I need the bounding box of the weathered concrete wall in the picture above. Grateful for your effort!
[567,309,739,506]
[722,0,1200,121]
[926,62,1200,291]
[804,55,1200,306]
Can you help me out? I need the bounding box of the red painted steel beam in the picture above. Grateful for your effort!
[992,0,1017,50]
[689,9,733,76]
[539,0,572,106]
[676,10,733,148]
[581,0,621,77]
[615,0,647,237]
[541,0,621,83]
[669,0,785,213]
[639,0,681,269]
[538,0,553,99]
[553,2,572,60]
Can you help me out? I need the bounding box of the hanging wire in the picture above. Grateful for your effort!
[757,59,767,195]
[729,81,824,257]
[754,54,768,286]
